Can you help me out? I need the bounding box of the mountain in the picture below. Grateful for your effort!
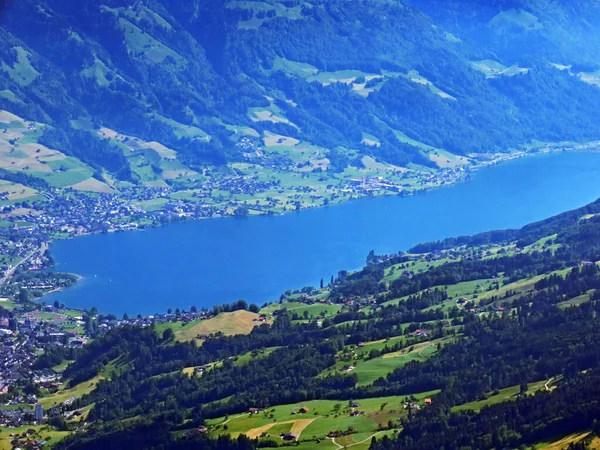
[2,0,600,193]
[39,197,600,449]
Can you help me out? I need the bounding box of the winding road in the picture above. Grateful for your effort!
[0,242,48,287]
[331,431,386,449]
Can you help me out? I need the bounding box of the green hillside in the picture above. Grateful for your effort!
[30,197,600,449]
[1,0,600,201]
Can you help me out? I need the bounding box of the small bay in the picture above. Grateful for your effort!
[46,151,600,315]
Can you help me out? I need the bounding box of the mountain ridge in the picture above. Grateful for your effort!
[2,0,600,188]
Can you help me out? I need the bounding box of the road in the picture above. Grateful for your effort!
[331,431,385,449]
[0,242,48,288]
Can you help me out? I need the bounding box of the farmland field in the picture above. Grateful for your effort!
[157,310,268,342]
[207,391,439,442]
[453,379,552,412]
[39,375,103,409]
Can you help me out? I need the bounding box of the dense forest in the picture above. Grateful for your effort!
[2,0,600,176]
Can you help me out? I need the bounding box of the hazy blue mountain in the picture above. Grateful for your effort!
[2,0,600,182]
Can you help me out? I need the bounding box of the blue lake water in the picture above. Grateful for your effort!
[47,151,600,316]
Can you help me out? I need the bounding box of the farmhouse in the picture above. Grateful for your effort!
[248,407,264,414]
[411,329,429,338]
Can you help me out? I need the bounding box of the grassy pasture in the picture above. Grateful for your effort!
[0,89,21,103]
[30,169,94,188]
[148,113,209,140]
[557,291,592,308]
[533,431,593,450]
[0,297,19,311]
[122,4,173,31]
[308,69,371,86]
[263,131,299,147]
[71,177,113,193]
[0,425,69,450]
[321,336,455,386]
[267,301,341,319]
[0,180,38,201]
[212,117,260,137]
[39,375,103,409]
[361,133,381,148]
[470,59,529,78]
[52,360,73,373]
[445,278,499,299]
[1,46,39,86]
[476,267,573,305]
[429,149,470,168]
[453,379,552,412]
[135,197,169,211]
[80,58,114,87]
[353,343,440,386]
[272,57,318,78]
[207,391,439,441]
[233,346,281,366]
[383,258,452,284]
[168,310,267,342]
[399,70,456,100]
[0,110,100,188]
[391,128,440,152]
[249,106,297,128]
[118,17,184,65]
[360,156,405,172]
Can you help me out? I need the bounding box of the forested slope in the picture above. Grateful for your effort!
[40,198,600,449]
[2,0,600,180]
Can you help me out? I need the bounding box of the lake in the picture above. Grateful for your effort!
[47,151,600,316]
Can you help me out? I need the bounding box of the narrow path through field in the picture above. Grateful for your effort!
[329,437,342,449]
[417,343,434,359]
[331,431,385,448]
[293,417,319,439]
[220,413,245,426]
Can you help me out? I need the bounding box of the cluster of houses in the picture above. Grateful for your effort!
[409,328,430,338]
[0,403,44,428]
[238,136,264,160]
[403,398,432,412]
[5,427,47,449]
[347,176,404,194]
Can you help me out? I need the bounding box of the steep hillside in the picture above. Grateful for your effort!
[1,0,600,194]
[34,197,600,449]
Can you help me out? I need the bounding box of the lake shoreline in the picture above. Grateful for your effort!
[49,142,600,244]
[44,146,600,316]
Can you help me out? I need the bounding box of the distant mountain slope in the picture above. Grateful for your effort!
[1,0,600,185]
[405,0,600,66]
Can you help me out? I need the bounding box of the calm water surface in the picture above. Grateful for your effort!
[47,152,600,315]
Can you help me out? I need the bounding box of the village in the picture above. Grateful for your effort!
[0,296,215,430]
